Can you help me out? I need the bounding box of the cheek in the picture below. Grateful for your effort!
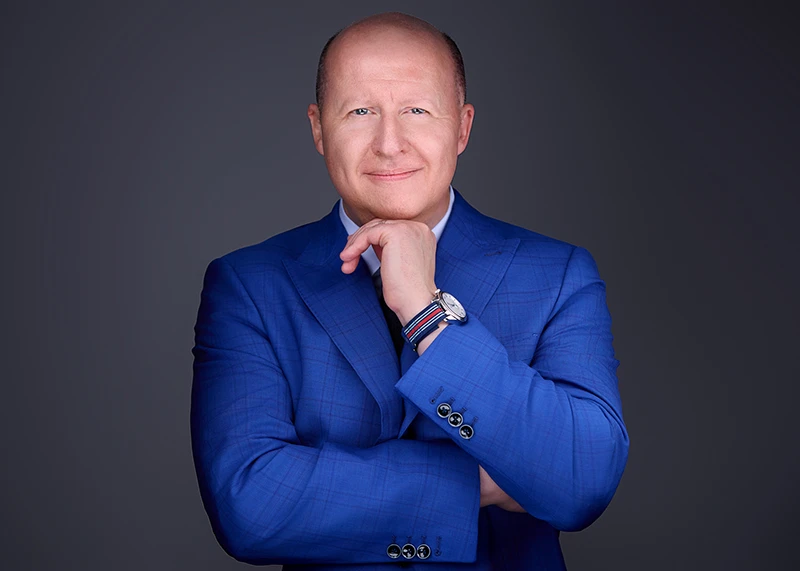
[414,133,459,176]
[325,130,372,172]
[412,123,459,157]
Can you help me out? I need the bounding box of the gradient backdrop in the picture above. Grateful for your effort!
[2,1,798,570]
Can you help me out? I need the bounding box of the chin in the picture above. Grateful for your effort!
[340,179,447,224]
[369,199,430,222]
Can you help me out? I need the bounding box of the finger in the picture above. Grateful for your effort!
[340,222,374,257]
[340,223,387,260]
[339,223,388,274]
[340,256,360,274]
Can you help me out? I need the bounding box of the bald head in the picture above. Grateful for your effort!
[305,11,476,229]
[315,12,466,114]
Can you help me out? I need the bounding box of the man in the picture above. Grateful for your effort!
[191,12,628,570]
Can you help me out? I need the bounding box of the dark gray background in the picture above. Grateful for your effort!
[2,1,798,569]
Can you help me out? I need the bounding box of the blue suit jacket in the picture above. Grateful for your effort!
[191,189,628,569]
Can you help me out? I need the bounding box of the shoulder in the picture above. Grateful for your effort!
[457,196,579,260]
[206,210,337,280]
[223,221,316,263]
[455,195,601,282]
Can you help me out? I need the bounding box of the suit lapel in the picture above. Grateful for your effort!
[283,207,404,443]
[397,191,520,436]
[283,191,520,442]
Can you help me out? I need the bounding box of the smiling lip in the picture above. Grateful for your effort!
[366,169,421,181]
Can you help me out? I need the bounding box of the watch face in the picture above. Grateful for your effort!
[442,292,466,319]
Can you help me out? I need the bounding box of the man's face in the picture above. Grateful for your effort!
[308,28,474,228]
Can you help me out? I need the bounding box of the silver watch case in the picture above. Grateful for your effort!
[433,289,468,323]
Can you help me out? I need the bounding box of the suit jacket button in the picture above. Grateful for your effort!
[448,412,463,427]
[436,402,452,418]
[401,543,416,559]
[386,543,401,559]
[459,424,474,439]
[417,543,432,559]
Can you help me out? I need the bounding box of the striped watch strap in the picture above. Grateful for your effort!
[402,302,447,351]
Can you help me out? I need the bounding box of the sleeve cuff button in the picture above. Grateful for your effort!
[401,543,416,559]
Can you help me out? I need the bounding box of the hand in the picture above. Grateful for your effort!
[339,219,437,325]
[480,466,526,513]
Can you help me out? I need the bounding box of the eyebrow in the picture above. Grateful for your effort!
[336,97,443,112]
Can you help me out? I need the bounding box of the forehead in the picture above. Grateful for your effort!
[326,28,456,99]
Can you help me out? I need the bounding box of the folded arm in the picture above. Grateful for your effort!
[191,257,481,564]
[395,246,629,531]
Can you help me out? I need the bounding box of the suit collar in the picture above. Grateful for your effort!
[284,189,520,442]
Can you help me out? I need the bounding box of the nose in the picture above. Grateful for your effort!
[372,114,407,157]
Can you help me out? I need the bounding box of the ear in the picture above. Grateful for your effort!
[456,103,475,155]
[307,103,325,155]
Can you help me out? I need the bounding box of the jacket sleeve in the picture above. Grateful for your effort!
[191,257,481,565]
[395,246,629,532]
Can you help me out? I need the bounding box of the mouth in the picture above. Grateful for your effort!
[365,169,421,181]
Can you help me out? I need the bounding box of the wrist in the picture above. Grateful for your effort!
[397,290,437,326]
[415,321,448,354]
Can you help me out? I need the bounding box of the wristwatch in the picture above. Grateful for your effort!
[402,289,467,351]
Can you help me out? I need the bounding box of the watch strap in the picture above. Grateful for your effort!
[402,302,447,351]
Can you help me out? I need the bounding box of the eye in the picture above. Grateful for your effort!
[409,107,427,115]
[351,108,369,116]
